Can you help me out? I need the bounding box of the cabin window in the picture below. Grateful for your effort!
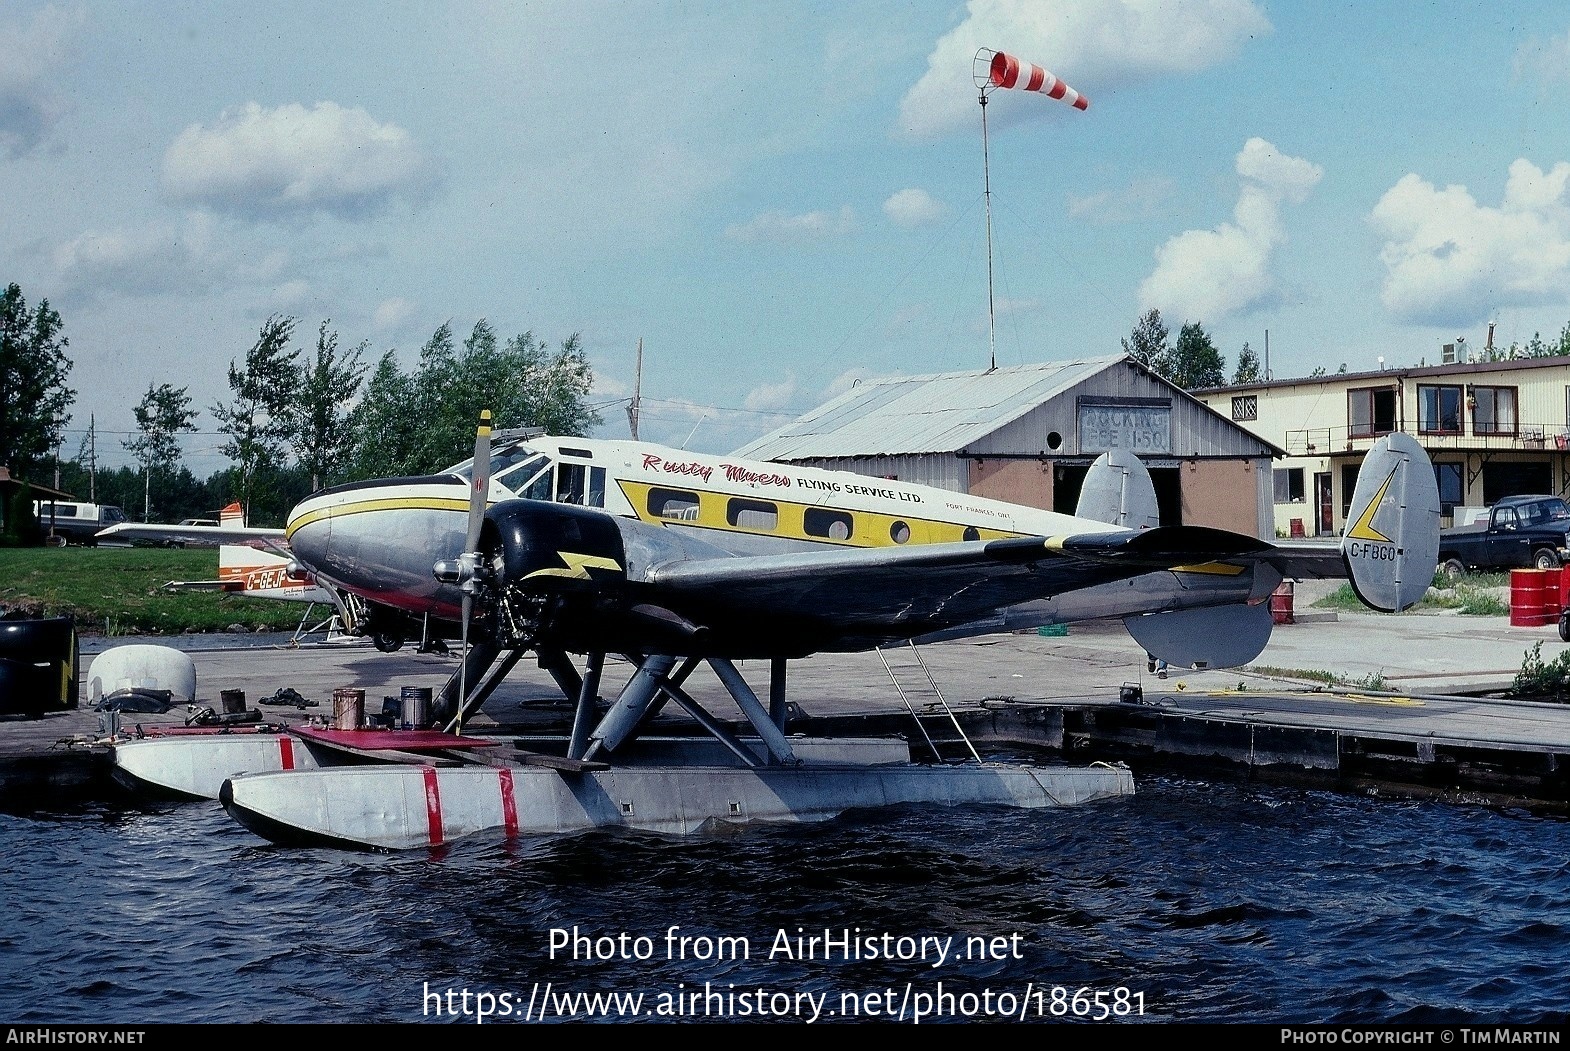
[588,466,606,508]
[804,508,853,541]
[649,487,700,521]
[727,498,778,531]
[890,520,911,544]
[556,462,588,504]
[1348,386,1397,438]
[963,526,980,542]
[1471,386,1517,435]
[1231,395,1257,422]
[1273,467,1305,504]
[1417,385,1463,435]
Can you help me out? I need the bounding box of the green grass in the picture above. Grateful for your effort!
[0,547,307,635]
[1244,665,1398,691]
[1311,569,1513,616]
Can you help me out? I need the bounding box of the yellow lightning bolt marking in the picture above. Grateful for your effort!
[1345,466,1398,544]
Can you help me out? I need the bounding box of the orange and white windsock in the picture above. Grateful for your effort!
[988,50,1088,111]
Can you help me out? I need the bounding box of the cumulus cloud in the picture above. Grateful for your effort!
[898,0,1270,139]
[0,4,82,160]
[724,206,856,243]
[883,188,945,227]
[373,297,416,331]
[1514,27,1570,87]
[1137,138,1322,323]
[743,374,798,413]
[53,213,231,298]
[1369,159,1570,327]
[1067,176,1175,224]
[162,101,436,219]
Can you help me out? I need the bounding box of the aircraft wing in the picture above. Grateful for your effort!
[95,523,291,558]
[641,524,1273,635]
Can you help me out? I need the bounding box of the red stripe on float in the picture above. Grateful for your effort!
[498,768,518,838]
[423,766,443,845]
[279,735,295,771]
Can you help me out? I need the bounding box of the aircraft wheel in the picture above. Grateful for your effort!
[372,631,404,653]
[1534,548,1560,571]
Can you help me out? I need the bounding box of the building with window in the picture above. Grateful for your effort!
[737,352,1282,537]
[1193,355,1570,536]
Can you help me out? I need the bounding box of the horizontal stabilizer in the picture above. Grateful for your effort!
[1340,433,1441,612]
[1123,601,1274,671]
[1076,448,1159,530]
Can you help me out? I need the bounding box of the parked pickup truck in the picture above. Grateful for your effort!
[1437,494,1570,578]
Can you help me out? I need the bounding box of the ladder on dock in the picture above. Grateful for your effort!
[876,641,983,765]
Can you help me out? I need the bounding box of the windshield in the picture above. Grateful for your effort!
[449,441,555,498]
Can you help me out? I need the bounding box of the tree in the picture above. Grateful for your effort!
[1233,341,1261,384]
[123,383,198,522]
[291,322,368,491]
[0,283,74,479]
[1167,321,1227,390]
[346,350,421,481]
[345,320,602,478]
[1121,308,1171,376]
[211,316,301,523]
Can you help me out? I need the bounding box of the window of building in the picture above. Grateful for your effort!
[1471,386,1517,435]
[727,498,778,531]
[648,487,699,520]
[1417,384,1463,434]
[1433,463,1462,516]
[1273,467,1305,504]
[804,508,853,541]
[1231,395,1257,422]
[1348,386,1398,437]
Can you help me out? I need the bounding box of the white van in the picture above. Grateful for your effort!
[32,500,129,545]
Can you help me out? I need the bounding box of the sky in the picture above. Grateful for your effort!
[4,0,1570,477]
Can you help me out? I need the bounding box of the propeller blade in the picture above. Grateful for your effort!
[465,409,492,555]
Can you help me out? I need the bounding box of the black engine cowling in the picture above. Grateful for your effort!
[482,499,628,593]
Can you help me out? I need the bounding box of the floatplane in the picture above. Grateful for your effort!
[102,416,1440,851]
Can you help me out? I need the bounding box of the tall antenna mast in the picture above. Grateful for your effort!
[972,49,1088,373]
[626,338,642,440]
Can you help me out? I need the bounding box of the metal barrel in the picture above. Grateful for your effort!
[400,686,432,730]
[332,687,366,730]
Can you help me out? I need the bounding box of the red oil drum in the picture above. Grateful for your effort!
[1269,581,1294,625]
[1510,568,1552,627]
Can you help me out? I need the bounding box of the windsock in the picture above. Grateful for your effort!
[988,50,1088,111]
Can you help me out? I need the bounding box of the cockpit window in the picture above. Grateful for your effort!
[450,443,558,500]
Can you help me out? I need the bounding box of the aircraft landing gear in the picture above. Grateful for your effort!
[372,630,404,653]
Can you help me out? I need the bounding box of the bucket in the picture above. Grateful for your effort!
[1269,581,1295,625]
[1510,569,1553,627]
[220,689,246,715]
[332,687,366,730]
[400,686,432,730]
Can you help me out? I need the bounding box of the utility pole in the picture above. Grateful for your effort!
[626,338,642,440]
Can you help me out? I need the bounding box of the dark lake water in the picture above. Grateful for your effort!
[3,775,1568,1025]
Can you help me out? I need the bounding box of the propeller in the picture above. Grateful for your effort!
[434,409,492,735]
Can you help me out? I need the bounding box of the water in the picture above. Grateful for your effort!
[3,777,1568,1025]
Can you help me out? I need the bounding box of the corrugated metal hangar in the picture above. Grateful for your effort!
[735,352,1284,539]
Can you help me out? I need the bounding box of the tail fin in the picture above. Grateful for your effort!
[1341,432,1440,612]
[1076,448,1160,529]
[219,502,245,530]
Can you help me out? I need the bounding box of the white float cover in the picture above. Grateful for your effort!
[88,644,197,703]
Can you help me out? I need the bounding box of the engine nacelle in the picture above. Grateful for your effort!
[483,499,628,591]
